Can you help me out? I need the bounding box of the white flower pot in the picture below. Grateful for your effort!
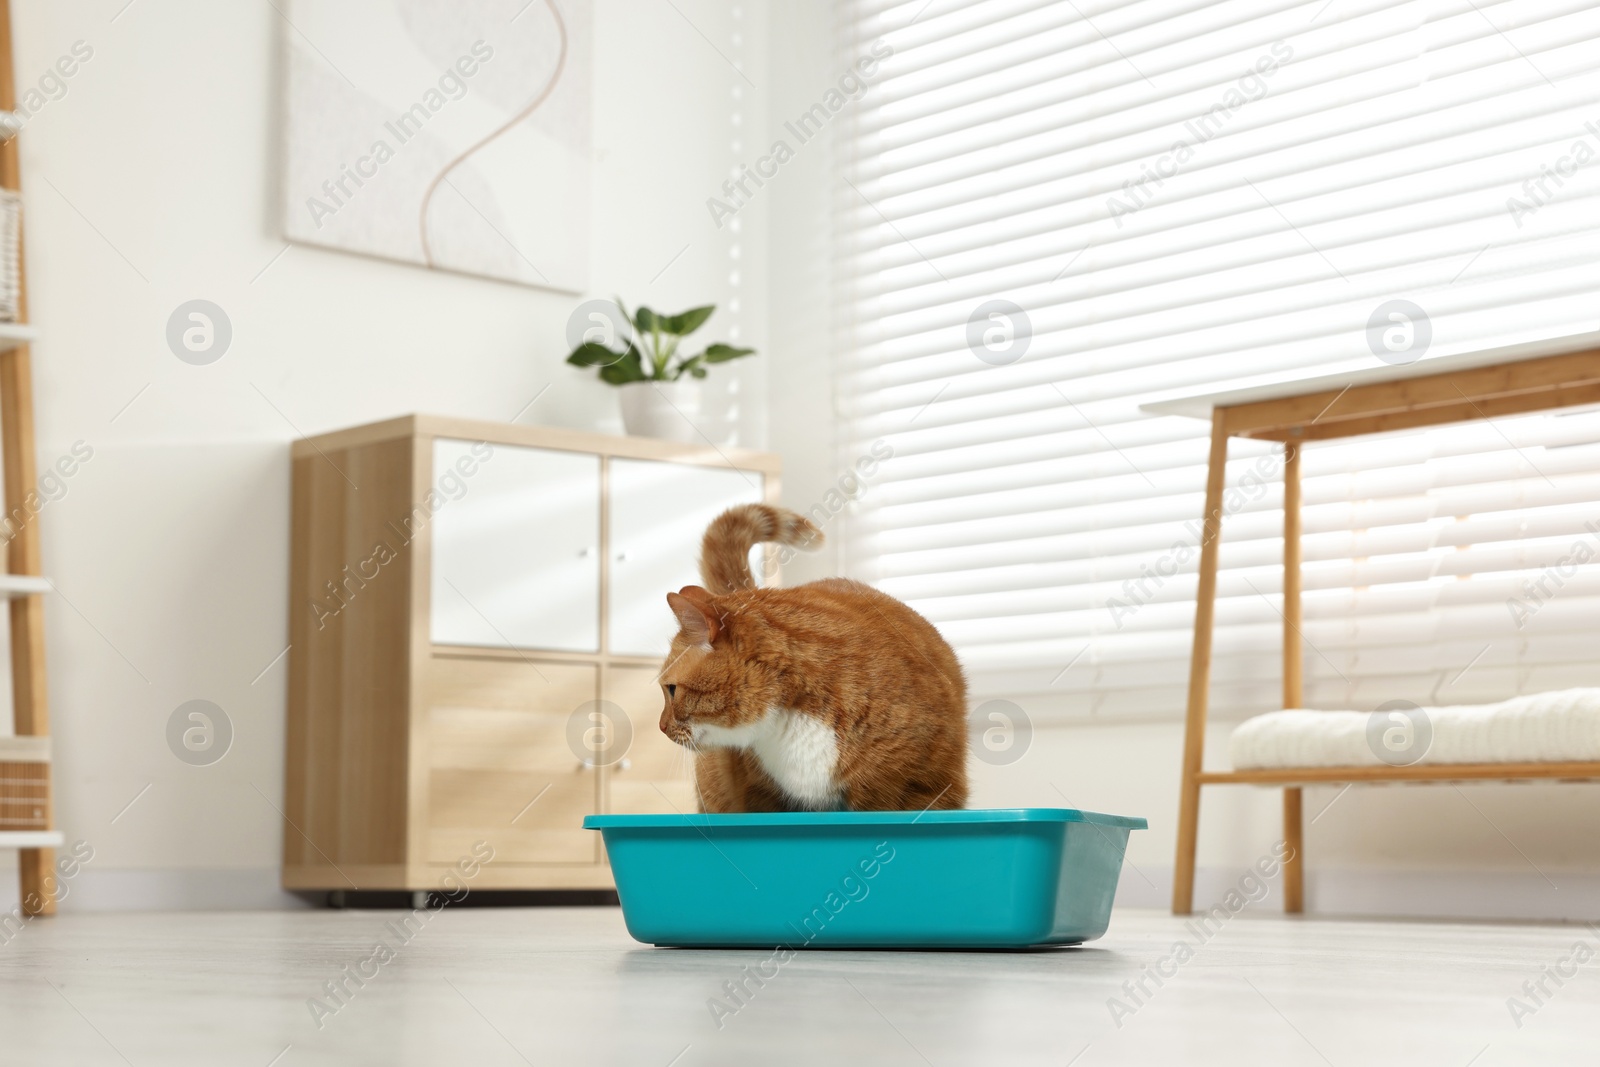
[617,380,702,443]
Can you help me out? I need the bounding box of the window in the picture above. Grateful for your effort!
[835,0,1600,719]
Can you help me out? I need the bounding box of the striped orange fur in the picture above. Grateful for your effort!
[659,504,969,812]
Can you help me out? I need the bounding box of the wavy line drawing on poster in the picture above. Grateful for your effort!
[417,0,569,271]
[281,0,590,291]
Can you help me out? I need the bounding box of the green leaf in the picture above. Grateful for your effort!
[660,305,715,336]
[701,343,756,363]
[597,346,649,385]
[566,341,631,368]
[688,364,708,379]
[633,306,660,333]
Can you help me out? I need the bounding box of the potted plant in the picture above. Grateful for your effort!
[566,300,754,443]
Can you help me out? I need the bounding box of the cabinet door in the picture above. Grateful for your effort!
[427,656,600,865]
[602,665,698,817]
[430,439,600,653]
[607,459,764,657]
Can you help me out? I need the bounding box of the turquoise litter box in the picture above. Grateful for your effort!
[583,808,1147,949]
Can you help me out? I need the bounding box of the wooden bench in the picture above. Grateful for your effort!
[1142,332,1600,915]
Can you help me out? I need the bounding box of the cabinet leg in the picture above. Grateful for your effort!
[1283,787,1304,914]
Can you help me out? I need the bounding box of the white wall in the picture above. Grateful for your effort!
[765,0,843,583]
[2,0,769,911]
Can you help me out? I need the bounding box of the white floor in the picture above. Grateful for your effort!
[0,906,1594,1066]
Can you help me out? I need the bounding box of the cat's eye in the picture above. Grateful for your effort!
[666,684,677,699]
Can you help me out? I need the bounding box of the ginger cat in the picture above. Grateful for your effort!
[657,504,969,813]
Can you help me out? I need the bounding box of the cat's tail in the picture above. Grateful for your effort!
[700,504,823,595]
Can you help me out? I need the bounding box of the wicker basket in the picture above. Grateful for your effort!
[0,737,49,831]
[0,762,48,830]
[0,189,20,323]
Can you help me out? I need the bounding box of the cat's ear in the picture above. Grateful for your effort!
[667,587,721,644]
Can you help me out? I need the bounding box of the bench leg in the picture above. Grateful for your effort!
[1173,777,1201,915]
[1280,443,1306,915]
[1174,416,1229,915]
[1283,787,1304,914]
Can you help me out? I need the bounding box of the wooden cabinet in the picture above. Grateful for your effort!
[283,415,780,893]
[607,458,764,656]
[430,441,602,653]
[427,657,599,867]
[601,664,698,817]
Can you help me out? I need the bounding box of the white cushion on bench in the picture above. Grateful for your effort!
[1228,688,1600,770]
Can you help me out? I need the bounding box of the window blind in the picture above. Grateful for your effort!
[834,0,1600,721]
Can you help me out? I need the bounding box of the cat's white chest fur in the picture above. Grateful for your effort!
[693,708,841,809]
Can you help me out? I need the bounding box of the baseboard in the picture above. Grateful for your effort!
[1116,864,1600,923]
[2,861,1596,921]
[0,867,312,913]
[0,867,623,912]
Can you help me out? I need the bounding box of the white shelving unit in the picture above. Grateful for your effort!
[0,524,51,876]
[0,0,60,916]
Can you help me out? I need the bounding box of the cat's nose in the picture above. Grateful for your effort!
[659,706,675,736]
